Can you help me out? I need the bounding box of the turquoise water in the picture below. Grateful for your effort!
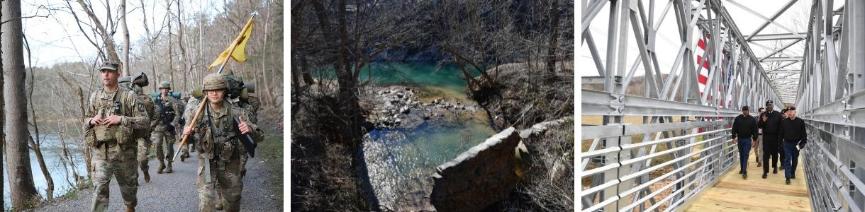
[359,63,474,94]
[363,122,496,208]
[314,63,479,95]
[354,63,496,209]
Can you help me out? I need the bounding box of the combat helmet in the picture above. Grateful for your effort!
[203,73,227,91]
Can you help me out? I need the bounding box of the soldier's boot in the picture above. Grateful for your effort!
[215,191,224,210]
[165,162,173,173]
[181,150,189,162]
[126,205,135,212]
[157,162,165,174]
[140,161,150,183]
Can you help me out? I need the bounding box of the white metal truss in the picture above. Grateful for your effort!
[581,0,865,211]
[797,0,865,211]
[723,0,813,105]
[580,0,785,211]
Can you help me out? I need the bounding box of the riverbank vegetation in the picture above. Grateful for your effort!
[291,0,574,211]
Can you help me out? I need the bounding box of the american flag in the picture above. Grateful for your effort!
[695,37,711,97]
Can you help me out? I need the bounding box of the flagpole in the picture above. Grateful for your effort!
[173,14,255,161]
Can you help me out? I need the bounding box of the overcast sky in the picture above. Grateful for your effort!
[578,0,825,77]
[20,0,226,67]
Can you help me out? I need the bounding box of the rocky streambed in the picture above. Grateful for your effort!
[361,85,483,130]
[358,85,495,211]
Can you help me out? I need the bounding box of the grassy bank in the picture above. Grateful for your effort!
[259,133,284,203]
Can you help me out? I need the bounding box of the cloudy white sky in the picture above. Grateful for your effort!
[20,0,226,67]
[578,0,834,77]
[579,0,844,103]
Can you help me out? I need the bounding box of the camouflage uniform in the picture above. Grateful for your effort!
[182,96,202,157]
[152,81,182,173]
[229,93,260,177]
[132,85,156,183]
[192,73,262,212]
[84,63,148,212]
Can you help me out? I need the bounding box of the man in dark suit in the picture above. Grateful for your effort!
[758,100,783,179]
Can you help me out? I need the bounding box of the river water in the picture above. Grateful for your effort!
[3,134,87,210]
[357,63,496,209]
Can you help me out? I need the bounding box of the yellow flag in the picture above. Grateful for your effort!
[209,16,255,70]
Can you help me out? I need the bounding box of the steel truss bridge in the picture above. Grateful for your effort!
[580,0,865,211]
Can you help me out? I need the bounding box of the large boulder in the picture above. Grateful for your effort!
[430,127,521,211]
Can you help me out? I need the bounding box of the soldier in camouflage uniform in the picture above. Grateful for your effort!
[84,62,148,212]
[152,81,182,173]
[181,92,201,156]
[131,81,156,183]
[182,73,262,212]
[225,74,261,178]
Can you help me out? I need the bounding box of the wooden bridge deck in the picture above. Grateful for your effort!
[683,150,811,212]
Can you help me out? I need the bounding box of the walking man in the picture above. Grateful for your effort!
[779,107,807,184]
[130,79,156,183]
[758,100,783,179]
[152,81,182,173]
[84,62,147,212]
[182,73,262,212]
[732,106,758,179]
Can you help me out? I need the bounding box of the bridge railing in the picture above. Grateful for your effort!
[802,120,865,212]
[581,89,740,212]
[581,0,788,210]
[796,0,865,211]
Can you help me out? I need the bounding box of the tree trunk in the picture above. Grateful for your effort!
[138,0,160,92]
[3,0,40,209]
[290,0,309,88]
[545,0,561,75]
[27,136,52,200]
[121,0,130,76]
[176,0,189,91]
[0,1,5,209]
[334,0,379,209]
[260,2,272,106]
[167,0,174,85]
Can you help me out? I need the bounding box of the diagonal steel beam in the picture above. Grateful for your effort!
[746,0,800,41]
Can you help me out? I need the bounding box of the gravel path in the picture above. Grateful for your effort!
[35,153,282,212]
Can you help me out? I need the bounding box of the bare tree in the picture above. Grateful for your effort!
[166,0,174,84]
[545,0,561,75]
[0,1,4,209]
[74,0,121,66]
[3,0,40,209]
[121,0,130,76]
[23,31,53,201]
[175,0,191,91]
[138,0,165,91]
